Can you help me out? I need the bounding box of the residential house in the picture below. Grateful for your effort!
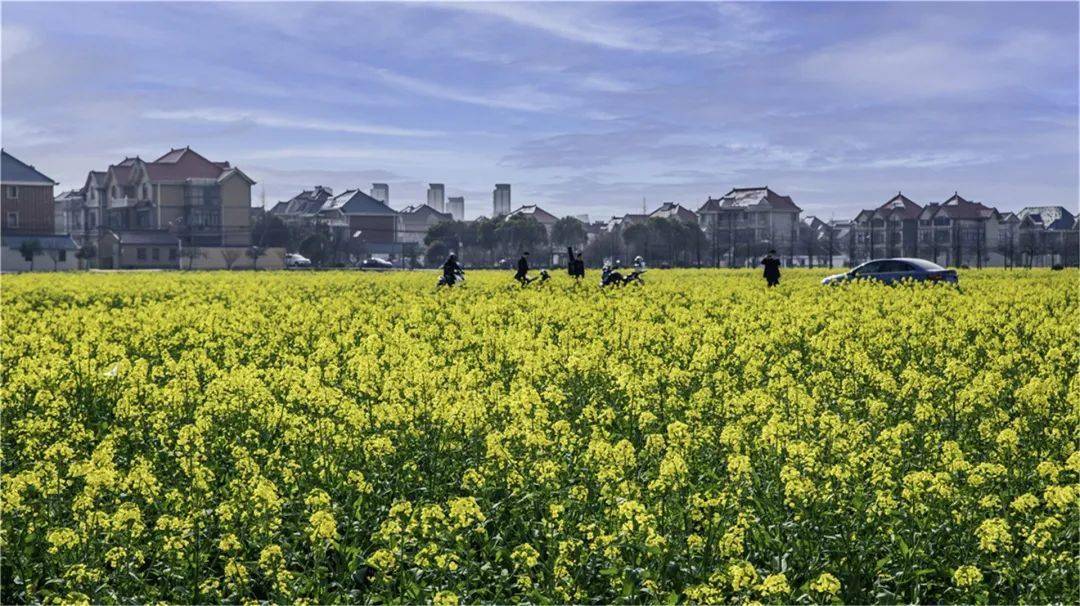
[649,202,698,224]
[269,186,335,225]
[916,193,998,267]
[54,189,84,235]
[1,150,79,271]
[86,147,255,268]
[1,233,79,272]
[1016,206,1078,267]
[2,149,58,234]
[797,215,847,267]
[604,213,647,233]
[327,189,401,256]
[98,230,182,270]
[508,204,559,235]
[697,187,801,266]
[849,193,923,263]
[399,204,452,244]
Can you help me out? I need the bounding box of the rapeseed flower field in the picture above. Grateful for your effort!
[1,269,1076,604]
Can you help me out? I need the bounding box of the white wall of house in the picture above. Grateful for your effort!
[1,247,79,272]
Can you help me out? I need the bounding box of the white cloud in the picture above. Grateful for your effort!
[1,24,36,62]
[143,108,444,138]
[799,29,1071,98]
[449,3,663,52]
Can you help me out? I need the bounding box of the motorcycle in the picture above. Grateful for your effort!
[437,269,465,288]
[601,265,644,287]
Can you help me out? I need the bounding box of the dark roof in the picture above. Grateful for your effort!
[401,204,452,220]
[276,186,335,216]
[1,150,57,185]
[942,194,994,219]
[509,204,559,223]
[2,233,78,250]
[112,230,181,245]
[335,190,399,216]
[85,171,107,191]
[1018,206,1076,230]
[649,202,698,222]
[698,187,800,213]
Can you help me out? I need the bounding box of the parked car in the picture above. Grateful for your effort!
[284,253,311,268]
[361,257,393,269]
[822,258,958,285]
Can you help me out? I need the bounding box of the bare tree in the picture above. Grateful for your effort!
[221,248,242,270]
[246,245,267,270]
[179,245,203,270]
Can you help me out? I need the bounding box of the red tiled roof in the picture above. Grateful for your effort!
[874,193,922,219]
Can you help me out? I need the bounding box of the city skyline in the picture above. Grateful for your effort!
[2,2,1077,220]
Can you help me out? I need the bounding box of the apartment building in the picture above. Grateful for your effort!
[493,184,511,217]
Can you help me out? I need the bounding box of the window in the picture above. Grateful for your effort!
[151,248,160,260]
[143,184,150,199]
[6,185,17,199]
[58,250,67,262]
[853,261,883,275]
[6,211,18,228]
[111,186,118,198]
[933,217,951,226]
[879,260,912,273]
[137,248,147,260]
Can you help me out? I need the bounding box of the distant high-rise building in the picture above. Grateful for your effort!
[427,183,445,212]
[493,183,511,216]
[447,196,465,221]
[370,183,389,204]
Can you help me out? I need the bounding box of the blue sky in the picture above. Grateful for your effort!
[2,1,1077,220]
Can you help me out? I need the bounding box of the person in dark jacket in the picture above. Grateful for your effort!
[574,252,585,280]
[566,247,576,278]
[761,249,781,287]
[441,253,463,286]
[514,252,530,285]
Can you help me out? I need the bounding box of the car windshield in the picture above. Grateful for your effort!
[902,259,945,271]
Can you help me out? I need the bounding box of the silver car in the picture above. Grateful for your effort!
[822,258,958,285]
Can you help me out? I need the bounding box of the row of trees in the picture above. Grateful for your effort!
[423,215,589,267]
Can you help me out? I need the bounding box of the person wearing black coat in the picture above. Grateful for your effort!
[441,253,463,286]
[761,249,781,287]
[515,252,530,285]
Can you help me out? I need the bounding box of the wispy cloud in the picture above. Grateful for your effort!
[367,67,575,113]
[143,108,444,138]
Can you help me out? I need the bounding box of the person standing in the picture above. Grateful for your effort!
[761,249,781,287]
[566,247,576,278]
[574,252,585,281]
[515,251,530,285]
